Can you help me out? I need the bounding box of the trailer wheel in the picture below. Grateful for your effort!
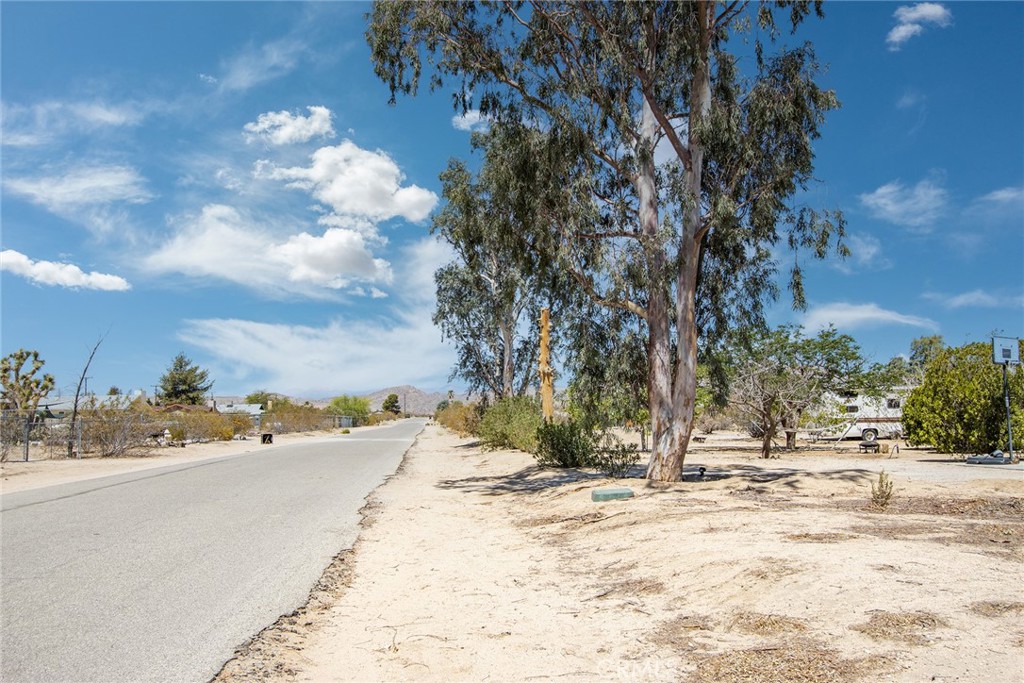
[862,429,878,442]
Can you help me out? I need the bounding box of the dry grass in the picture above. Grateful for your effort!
[969,601,1024,618]
[747,557,804,581]
[688,638,889,683]
[646,613,716,651]
[785,532,857,543]
[849,610,949,646]
[728,611,809,636]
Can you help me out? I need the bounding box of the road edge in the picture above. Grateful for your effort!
[209,425,426,681]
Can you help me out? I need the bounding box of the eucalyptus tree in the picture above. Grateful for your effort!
[369,1,845,480]
[433,124,560,399]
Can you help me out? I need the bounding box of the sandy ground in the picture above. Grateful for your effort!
[210,426,1023,683]
[0,428,377,495]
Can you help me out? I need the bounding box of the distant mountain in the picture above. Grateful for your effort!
[363,385,467,415]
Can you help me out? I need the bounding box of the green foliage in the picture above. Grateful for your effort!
[433,124,558,398]
[434,400,480,436]
[365,412,394,427]
[478,396,542,452]
[368,2,844,481]
[326,395,371,424]
[382,393,402,415]
[244,390,277,407]
[535,420,594,468]
[902,342,1023,454]
[1,348,56,414]
[729,325,867,458]
[158,353,213,405]
[592,443,642,479]
[107,386,122,396]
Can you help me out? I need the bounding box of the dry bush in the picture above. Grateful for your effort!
[434,401,480,435]
[870,470,894,509]
[264,404,328,433]
[364,412,396,427]
[168,411,234,443]
[850,610,948,646]
[80,399,160,457]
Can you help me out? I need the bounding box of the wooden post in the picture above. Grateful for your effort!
[539,308,554,422]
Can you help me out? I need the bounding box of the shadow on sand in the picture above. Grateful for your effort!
[437,460,877,496]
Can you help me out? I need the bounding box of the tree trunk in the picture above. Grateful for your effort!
[500,316,514,399]
[646,3,714,482]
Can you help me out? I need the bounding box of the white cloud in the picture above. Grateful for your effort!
[5,164,153,210]
[1,249,130,291]
[887,3,952,51]
[244,106,335,145]
[198,73,218,85]
[835,233,893,274]
[802,302,938,332]
[895,91,924,110]
[178,237,457,395]
[144,204,391,298]
[452,109,489,133]
[978,186,1024,204]
[923,289,1024,309]
[1,100,144,147]
[4,163,153,237]
[217,38,305,92]
[858,179,946,230]
[255,140,438,223]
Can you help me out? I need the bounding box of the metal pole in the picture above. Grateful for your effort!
[1003,363,1015,461]
[23,415,30,462]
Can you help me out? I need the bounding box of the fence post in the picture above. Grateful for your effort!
[23,415,31,462]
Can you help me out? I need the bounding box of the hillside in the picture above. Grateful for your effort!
[363,385,466,416]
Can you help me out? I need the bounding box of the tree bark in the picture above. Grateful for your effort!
[646,3,714,481]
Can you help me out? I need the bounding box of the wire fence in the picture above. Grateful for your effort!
[1,408,345,462]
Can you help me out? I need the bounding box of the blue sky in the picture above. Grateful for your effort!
[2,2,1022,400]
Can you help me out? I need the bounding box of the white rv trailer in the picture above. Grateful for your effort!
[811,388,910,442]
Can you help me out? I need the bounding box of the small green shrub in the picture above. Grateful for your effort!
[535,420,594,468]
[592,443,641,478]
[435,401,481,435]
[871,470,895,509]
[340,428,351,434]
[478,396,542,452]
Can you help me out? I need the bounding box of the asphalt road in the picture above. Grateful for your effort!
[1,419,425,683]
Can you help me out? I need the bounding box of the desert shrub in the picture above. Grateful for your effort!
[592,442,641,478]
[871,470,895,509]
[535,420,594,468]
[228,413,254,437]
[363,412,391,426]
[435,400,481,435]
[696,407,730,434]
[903,341,1023,453]
[478,396,542,452]
[80,398,159,456]
[167,411,234,443]
[264,403,329,433]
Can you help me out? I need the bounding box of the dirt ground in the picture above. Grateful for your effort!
[211,426,1023,683]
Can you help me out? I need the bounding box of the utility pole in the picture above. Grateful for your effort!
[539,308,554,422]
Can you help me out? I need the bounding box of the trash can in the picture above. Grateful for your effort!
[261,433,273,444]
